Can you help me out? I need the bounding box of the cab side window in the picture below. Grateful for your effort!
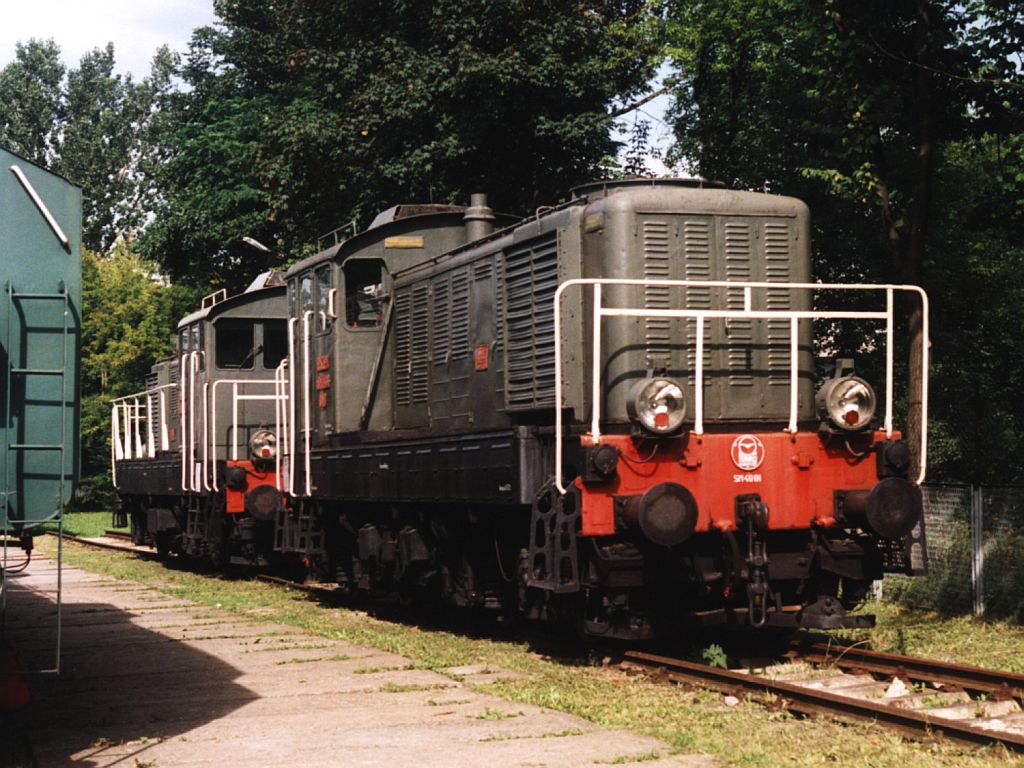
[344,260,386,328]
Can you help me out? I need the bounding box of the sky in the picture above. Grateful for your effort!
[1,0,218,78]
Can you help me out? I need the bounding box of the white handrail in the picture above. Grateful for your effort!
[145,393,155,457]
[110,383,179,489]
[553,278,930,494]
[189,352,199,491]
[180,354,188,491]
[275,360,289,487]
[202,382,211,491]
[208,378,289,491]
[302,311,313,496]
[287,317,297,495]
[111,404,121,487]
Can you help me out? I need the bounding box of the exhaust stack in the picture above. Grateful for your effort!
[463,193,495,242]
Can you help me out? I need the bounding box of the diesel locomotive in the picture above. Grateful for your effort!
[113,179,929,639]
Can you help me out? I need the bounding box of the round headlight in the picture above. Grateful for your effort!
[249,429,277,460]
[627,377,687,435]
[817,376,877,431]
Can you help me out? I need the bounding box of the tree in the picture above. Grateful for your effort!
[141,0,662,290]
[0,39,176,252]
[0,39,65,164]
[663,0,1024,481]
[78,247,198,503]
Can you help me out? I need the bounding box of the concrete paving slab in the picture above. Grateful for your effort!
[3,553,714,768]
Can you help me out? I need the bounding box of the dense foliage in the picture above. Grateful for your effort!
[78,249,198,505]
[0,40,175,252]
[140,0,662,288]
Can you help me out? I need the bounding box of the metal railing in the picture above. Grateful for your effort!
[553,279,930,494]
[209,378,289,490]
[111,357,289,492]
[110,383,177,488]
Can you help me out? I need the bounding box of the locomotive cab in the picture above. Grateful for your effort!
[113,272,289,564]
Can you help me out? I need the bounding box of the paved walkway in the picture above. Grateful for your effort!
[2,553,714,768]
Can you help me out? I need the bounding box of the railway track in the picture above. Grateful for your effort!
[623,647,1024,752]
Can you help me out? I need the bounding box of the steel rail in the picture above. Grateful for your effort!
[623,650,1024,752]
[790,640,1024,699]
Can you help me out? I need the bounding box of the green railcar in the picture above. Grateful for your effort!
[0,148,81,546]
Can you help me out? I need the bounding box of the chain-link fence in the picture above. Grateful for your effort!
[883,485,1024,620]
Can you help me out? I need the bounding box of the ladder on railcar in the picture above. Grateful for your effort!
[0,281,72,674]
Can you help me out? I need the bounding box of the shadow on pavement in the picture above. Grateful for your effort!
[2,565,258,768]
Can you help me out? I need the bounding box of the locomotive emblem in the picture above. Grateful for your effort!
[730,434,765,471]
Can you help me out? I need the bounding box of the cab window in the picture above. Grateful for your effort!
[300,275,314,314]
[316,266,333,333]
[344,259,386,328]
[191,323,204,370]
[216,319,255,369]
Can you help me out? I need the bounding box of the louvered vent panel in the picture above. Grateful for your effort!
[169,361,179,421]
[643,219,671,363]
[474,261,492,281]
[410,284,431,403]
[451,267,470,359]
[493,257,505,356]
[683,220,713,387]
[431,274,451,362]
[504,236,558,409]
[394,288,413,406]
[145,370,160,449]
[723,222,753,386]
[764,222,793,384]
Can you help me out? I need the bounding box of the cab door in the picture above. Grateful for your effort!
[178,322,203,491]
[289,268,335,496]
[311,266,336,443]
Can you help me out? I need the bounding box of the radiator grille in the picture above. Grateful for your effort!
[394,289,412,406]
[450,266,470,360]
[504,235,559,409]
[431,274,451,362]
[394,284,431,406]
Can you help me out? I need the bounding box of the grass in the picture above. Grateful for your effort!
[44,510,126,539]
[41,535,1024,768]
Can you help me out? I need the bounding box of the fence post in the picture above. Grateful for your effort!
[971,485,985,617]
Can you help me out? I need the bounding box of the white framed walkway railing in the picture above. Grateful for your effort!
[110,384,177,488]
[553,279,930,494]
[208,378,289,491]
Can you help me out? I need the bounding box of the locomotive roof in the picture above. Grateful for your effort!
[570,177,726,199]
[286,205,518,277]
[178,270,286,328]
